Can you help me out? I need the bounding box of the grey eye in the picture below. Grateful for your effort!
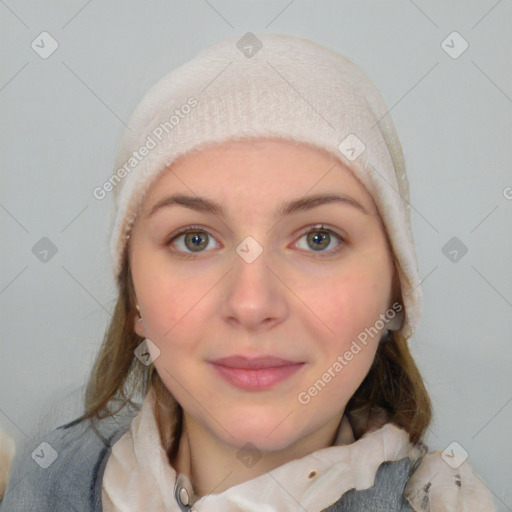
[171,230,217,253]
[296,228,342,254]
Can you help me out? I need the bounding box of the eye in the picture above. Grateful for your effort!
[166,225,219,257]
[294,225,344,257]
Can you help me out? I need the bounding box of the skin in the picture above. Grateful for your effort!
[129,138,396,496]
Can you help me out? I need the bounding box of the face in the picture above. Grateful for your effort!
[129,138,396,452]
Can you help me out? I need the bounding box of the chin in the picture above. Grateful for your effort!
[212,411,307,452]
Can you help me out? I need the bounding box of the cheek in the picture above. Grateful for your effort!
[131,241,209,340]
[131,253,182,343]
[140,285,198,346]
[295,270,386,410]
[299,262,391,344]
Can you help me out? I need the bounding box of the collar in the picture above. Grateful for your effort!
[102,388,419,512]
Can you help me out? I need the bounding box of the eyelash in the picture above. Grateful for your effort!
[165,224,345,260]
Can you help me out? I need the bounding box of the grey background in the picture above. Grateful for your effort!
[1,0,511,508]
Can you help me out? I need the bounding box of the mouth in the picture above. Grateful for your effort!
[208,356,305,391]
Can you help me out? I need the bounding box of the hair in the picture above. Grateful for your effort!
[76,238,431,450]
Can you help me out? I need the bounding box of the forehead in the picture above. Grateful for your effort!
[142,138,376,212]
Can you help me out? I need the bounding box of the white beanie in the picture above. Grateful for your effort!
[108,33,422,340]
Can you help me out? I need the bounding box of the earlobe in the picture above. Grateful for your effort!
[386,306,404,331]
[133,304,145,337]
[134,317,145,337]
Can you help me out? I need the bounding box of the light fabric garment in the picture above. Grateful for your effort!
[0,387,497,511]
[102,388,415,512]
[101,388,497,512]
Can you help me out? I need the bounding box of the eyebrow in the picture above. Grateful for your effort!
[147,192,370,220]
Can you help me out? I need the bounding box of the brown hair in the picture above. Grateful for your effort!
[76,247,431,449]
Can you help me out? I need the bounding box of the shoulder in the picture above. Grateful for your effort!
[322,424,496,512]
[403,450,497,512]
[325,452,496,512]
[323,457,417,511]
[352,424,498,511]
[0,408,136,512]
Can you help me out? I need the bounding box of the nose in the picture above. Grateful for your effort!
[220,246,289,332]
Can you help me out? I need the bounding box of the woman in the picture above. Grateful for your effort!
[1,33,495,512]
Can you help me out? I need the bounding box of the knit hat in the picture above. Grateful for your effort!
[108,33,422,340]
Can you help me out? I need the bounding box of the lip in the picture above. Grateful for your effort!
[209,356,305,391]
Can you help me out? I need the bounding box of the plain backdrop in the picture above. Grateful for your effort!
[1,0,511,509]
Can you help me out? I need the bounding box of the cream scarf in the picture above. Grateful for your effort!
[102,388,496,512]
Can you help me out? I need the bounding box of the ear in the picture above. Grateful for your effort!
[133,312,146,338]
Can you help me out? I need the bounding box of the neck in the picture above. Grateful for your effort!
[171,411,345,497]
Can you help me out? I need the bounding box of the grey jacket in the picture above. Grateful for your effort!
[1,408,416,512]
